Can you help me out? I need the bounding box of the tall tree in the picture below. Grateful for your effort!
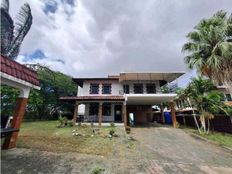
[1,0,32,59]
[182,10,232,92]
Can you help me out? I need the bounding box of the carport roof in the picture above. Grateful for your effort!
[119,72,184,82]
[125,94,177,105]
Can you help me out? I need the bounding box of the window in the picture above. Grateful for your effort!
[103,103,111,115]
[225,94,232,101]
[134,84,143,94]
[90,84,99,94]
[123,84,130,94]
[146,84,156,93]
[102,84,111,94]
[89,103,99,115]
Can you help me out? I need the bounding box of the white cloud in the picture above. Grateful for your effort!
[9,0,232,77]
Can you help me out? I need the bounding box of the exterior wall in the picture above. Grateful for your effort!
[127,105,153,124]
[79,81,122,96]
[78,80,162,96]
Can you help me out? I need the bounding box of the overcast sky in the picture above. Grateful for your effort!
[10,0,232,80]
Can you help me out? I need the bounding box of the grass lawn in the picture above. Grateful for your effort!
[17,121,128,156]
[182,127,232,148]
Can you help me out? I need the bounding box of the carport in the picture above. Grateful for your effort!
[125,94,177,127]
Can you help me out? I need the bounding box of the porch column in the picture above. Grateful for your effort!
[98,102,103,128]
[170,102,177,128]
[123,102,127,127]
[160,104,165,124]
[73,102,79,126]
[2,88,30,149]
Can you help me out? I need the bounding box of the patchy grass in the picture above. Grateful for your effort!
[17,121,125,156]
[200,132,232,148]
[182,127,232,148]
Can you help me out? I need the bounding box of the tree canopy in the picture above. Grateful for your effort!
[1,64,77,120]
[182,10,232,92]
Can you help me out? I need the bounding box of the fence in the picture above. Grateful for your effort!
[176,114,232,134]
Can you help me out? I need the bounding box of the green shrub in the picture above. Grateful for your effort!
[91,167,105,174]
[57,116,69,128]
[67,120,74,127]
[109,129,115,136]
[125,126,131,134]
[110,122,115,127]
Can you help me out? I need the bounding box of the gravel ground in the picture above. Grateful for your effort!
[2,126,232,174]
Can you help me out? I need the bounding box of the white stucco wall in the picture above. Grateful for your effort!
[77,80,161,96]
[79,81,123,96]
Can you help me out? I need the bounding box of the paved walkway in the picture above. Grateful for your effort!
[1,126,232,174]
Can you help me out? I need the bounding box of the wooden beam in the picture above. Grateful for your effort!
[123,103,127,127]
[2,97,28,149]
[73,103,78,126]
[98,102,103,128]
[160,104,165,124]
[170,102,177,128]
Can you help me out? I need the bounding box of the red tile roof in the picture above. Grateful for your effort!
[0,55,40,86]
[60,95,125,101]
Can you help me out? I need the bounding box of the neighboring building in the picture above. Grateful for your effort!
[217,85,232,106]
[60,72,184,127]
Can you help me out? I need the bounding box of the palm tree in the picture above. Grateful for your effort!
[182,10,232,92]
[182,76,227,134]
[1,0,33,59]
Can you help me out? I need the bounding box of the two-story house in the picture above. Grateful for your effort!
[60,72,184,127]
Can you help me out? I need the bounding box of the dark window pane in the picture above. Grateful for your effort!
[90,84,99,94]
[123,85,129,94]
[159,80,167,87]
[146,84,156,93]
[226,94,232,101]
[103,103,111,116]
[134,84,143,94]
[102,84,111,94]
[89,103,99,115]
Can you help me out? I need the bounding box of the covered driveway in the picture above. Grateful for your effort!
[125,94,177,127]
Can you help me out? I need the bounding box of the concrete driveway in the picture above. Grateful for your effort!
[1,126,232,174]
[132,127,232,174]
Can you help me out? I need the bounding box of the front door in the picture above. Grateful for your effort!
[114,105,122,122]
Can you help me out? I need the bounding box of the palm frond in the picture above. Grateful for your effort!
[0,5,14,56]
[1,0,9,12]
[7,3,32,59]
[186,31,201,42]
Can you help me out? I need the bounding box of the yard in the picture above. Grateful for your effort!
[2,121,232,174]
[16,121,127,155]
[181,127,232,148]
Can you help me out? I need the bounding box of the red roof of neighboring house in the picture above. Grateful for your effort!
[225,101,232,107]
[0,55,40,86]
[60,95,125,101]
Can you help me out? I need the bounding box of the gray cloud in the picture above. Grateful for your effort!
[11,0,232,77]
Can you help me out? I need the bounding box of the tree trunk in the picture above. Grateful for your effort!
[207,118,210,134]
[187,98,201,133]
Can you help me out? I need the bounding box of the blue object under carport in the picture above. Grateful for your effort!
[164,112,172,124]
